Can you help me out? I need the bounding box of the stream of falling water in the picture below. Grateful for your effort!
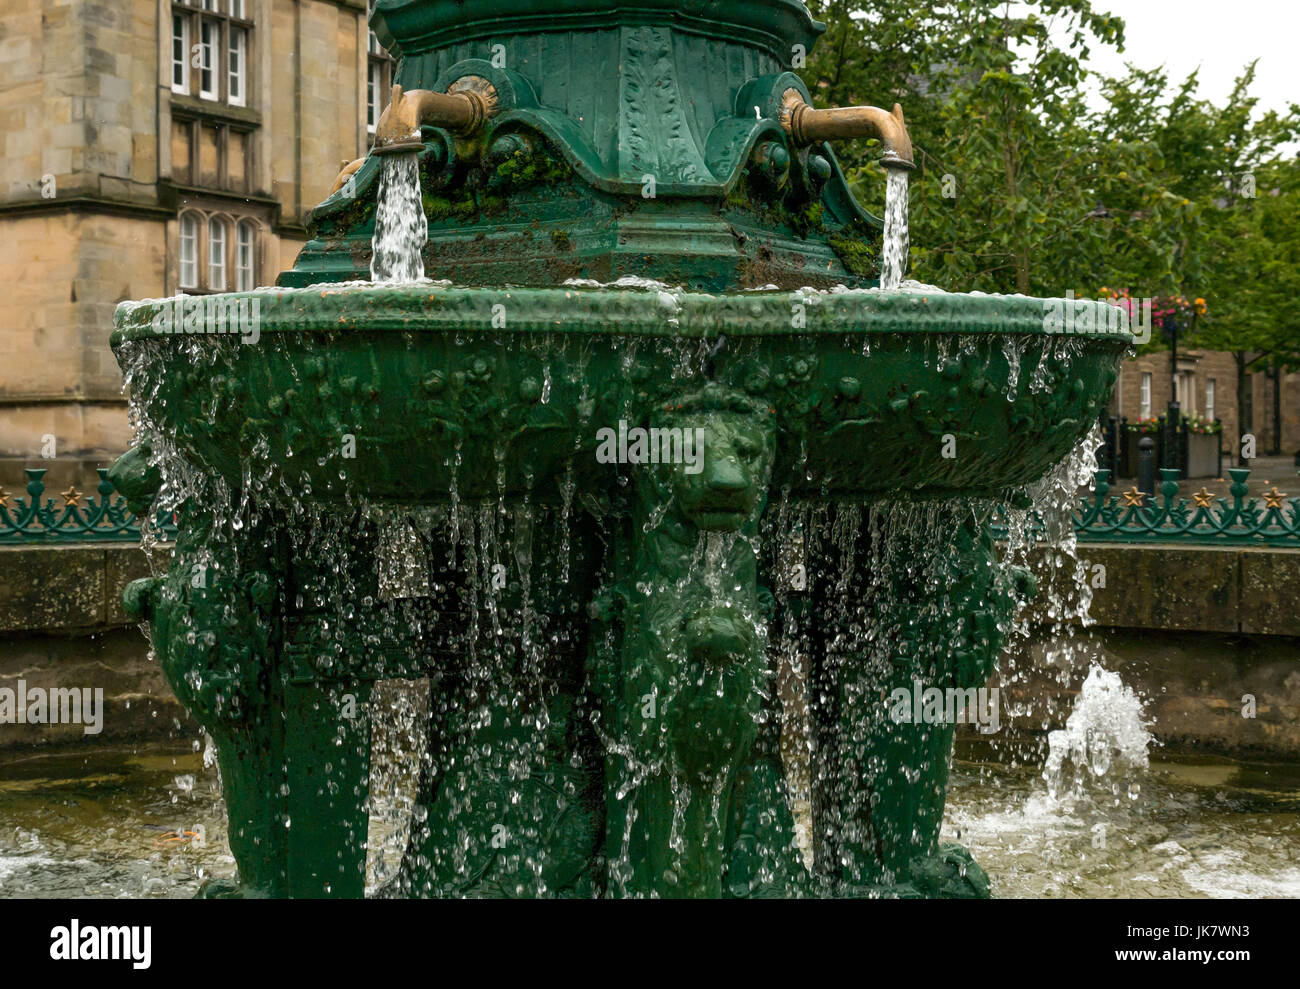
[371,154,427,283]
[878,169,910,290]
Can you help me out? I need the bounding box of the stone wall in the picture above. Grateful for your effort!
[0,540,1296,755]
[0,543,193,749]
[1114,350,1239,443]
[1035,542,1300,636]
[983,541,1300,757]
[1112,350,1300,463]
[992,629,1300,758]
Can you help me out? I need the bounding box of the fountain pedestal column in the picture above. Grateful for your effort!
[599,388,806,897]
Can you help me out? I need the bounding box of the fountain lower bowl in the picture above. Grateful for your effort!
[112,284,1127,505]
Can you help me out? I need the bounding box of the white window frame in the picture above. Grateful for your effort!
[1140,372,1152,418]
[368,61,383,133]
[179,213,199,289]
[208,217,227,290]
[173,2,251,107]
[368,0,386,55]
[178,209,261,293]
[1177,371,1196,414]
[1205,378,1216,422]
[171,14,191,94]
[367,1,393,137]
[236,221,256,291]
[228,26,247,107]
[198,19,218,100]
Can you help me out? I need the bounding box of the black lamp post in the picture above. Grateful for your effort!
[1163,313,1183,475]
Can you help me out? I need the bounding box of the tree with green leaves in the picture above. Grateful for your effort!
[801,1,1300,448]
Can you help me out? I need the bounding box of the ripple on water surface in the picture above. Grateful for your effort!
[943,745,1300,899]
[0,741,1296,898]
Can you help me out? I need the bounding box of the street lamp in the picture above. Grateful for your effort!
[1162,312,1182,475]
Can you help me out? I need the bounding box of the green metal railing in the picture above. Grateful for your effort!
[0,468,174,543]
[1072,468,1300,545]
[3,466,1297,547]
[994,468,1300,546]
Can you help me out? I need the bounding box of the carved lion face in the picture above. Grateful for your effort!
[666,410,774,532]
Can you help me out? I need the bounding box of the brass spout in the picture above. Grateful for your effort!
[373,78,498,151]
[780,89,915,170]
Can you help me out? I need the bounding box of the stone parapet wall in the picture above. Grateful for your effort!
[1030,542,1300,637]
[1,541,1296,753]
[987,629,1300,758]
[0,544,190,749]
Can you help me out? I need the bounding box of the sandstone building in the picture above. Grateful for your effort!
[0,0,392,491]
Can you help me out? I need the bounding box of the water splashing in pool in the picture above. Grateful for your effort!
[1044,664,1154,800]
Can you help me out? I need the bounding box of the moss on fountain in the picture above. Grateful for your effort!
[282,8,880,291]
[419,135,577,224]
[828,226,881,278]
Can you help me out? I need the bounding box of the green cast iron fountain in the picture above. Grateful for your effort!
[109,0,1130,898]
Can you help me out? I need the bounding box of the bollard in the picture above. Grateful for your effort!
[1138,436,1155,499]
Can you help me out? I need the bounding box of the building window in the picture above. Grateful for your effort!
[1140,372,1152,417]
[367,0,393,135]
[171,14,191,94]
[1177,371,1196,414]
[179,213,199,288]
[199,19,218,99]
[177,210,257,293]
[208,217,227,290]
[228,26,247,106]
[172,1,253,108]
[236,220,256,290]
[1206,378,1216,421]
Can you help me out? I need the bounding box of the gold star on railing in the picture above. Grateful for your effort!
[1192,487,1215,509]
[1120,486,1145,507]
[1263,486,1285,509]
[61,487,82,507]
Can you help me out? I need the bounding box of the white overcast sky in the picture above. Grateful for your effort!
[1077,0,1298,118]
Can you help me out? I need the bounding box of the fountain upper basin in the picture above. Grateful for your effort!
[112,283,1128,506]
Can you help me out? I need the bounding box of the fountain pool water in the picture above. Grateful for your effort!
[4,738,1297,899]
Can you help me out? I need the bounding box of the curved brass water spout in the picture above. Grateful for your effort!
[373,79,499,151]
[779,89,915,170]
